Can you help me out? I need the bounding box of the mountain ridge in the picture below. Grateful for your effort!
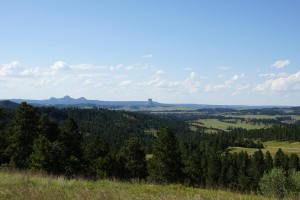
[2,96,294,109]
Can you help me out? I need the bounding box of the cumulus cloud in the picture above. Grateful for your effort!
[20,67,41,77]
[271,59,290,69]
[0,61,23,76]
[190,72,197,79]
[51,61,70,71]
[216,66,231,71]
[254,70,300,92]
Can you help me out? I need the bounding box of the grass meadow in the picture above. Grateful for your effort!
[0,170,274,200]
[191,119,266,133]
[228,141,300,156]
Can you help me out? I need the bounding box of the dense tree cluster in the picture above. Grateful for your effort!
[0,103,300,197]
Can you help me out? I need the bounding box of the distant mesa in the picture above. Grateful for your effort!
[147,98,154,107]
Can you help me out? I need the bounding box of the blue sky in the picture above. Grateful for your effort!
[0,1,300,105]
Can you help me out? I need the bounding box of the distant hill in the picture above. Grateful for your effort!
[8,95,164,108]
[0,100,19,110]
[5,95,293,110]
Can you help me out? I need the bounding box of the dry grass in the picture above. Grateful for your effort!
[0,170,273,200]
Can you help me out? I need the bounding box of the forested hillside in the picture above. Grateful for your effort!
[1,103,300,199]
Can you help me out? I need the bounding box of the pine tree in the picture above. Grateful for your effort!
[237,151,251,192]
[289,153,300,171]
[0,108,9,164]
[206,152,221,188]
[148,127,183,184]
[183,153,204,187]
[83,138,115,179]
[6,102,39,168]
[38,114,59,142]
[264,151,273,173]
[274,148,289,171]
[118,137,147,180]
[248,150,265,190]
[29,135,51,170]
[58,119,83,177]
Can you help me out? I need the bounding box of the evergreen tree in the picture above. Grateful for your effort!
[83,138,115,179]
[274,148,289,171]
[206,152,221,188]
[6,102,39,168]
[237,151,251,192]
[289,154,300,171]
[148,127,183,184]
[183,153,204,187]
[38,114,59,142]
[58,119,83,177]
[264,151,273,173]
[248,150,265,191]
[118,137,147,180]
[29,135,51,170]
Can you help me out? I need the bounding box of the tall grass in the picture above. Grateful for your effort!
[0,169,274,200]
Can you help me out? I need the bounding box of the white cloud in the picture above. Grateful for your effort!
[51,61,70,71]
[190,72,197,79]
[205,73,245,92]
[118,80,133,87]
[271,59,290,69]
[218,74,224,79]
[216,66,231,71]
[142,54,153,59]
[0,61,23,76]
[19,67,41,77]
[254,70,300,92]
[259,73,289,78]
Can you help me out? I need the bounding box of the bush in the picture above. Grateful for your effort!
[286,170,300,198]
[259,168,286,199]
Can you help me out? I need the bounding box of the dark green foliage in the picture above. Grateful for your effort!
[6,102,39,168]
[234,138,264,149]
[148,127,183,184]
[183,154,204,187]
[206,152,221,188]
[29,135,51,170]
[226,157,238,190]
[38,114,59,142]
[83,138,115,179]
[236,151,251,192]
[117,138,147,180]
[264,151,273,173]
[58,119,83,177]
[274,148,289,171]
[0,108,9,164]
[289,154,300,171]
[248,150,265,191]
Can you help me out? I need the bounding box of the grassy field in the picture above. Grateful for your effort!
[225,115,279,119]
[192,119,266,132]
[228,141,300,156]
[0,170,274,200]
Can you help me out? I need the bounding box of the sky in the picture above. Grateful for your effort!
[0,0,300,105]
